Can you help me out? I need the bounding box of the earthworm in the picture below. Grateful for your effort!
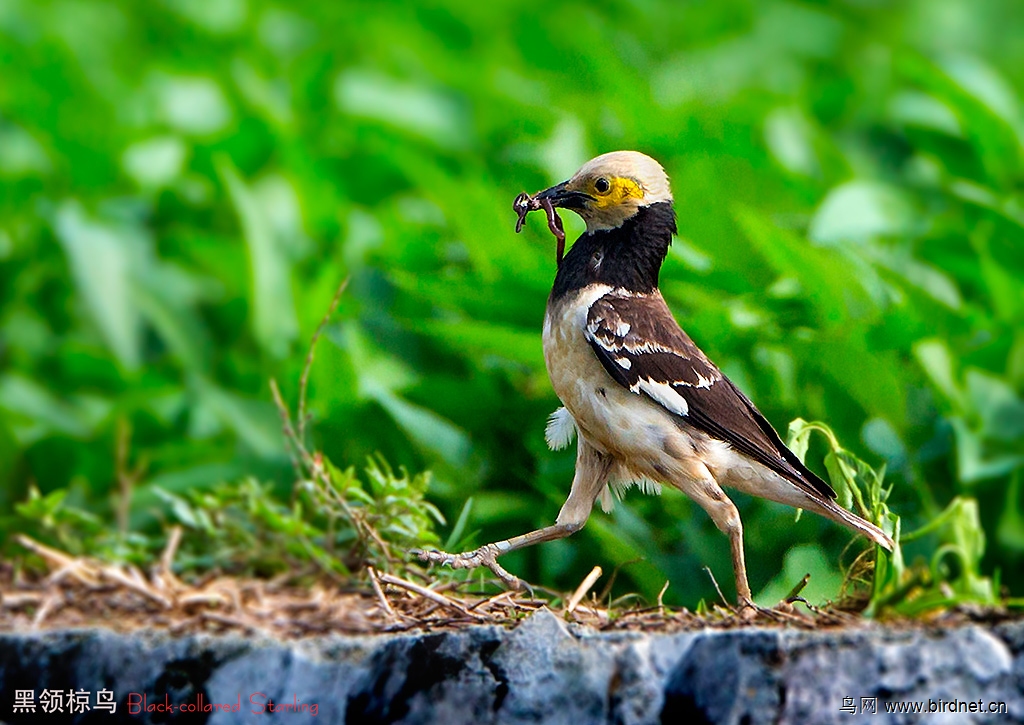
[513,192,566,266]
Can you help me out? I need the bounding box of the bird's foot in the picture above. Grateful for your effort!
[411,544,523,591]
[737,596,780,621]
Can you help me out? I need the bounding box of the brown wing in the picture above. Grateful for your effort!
[585,291,835,500]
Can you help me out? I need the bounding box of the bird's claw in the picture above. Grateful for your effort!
[737,596,780,621]
[412,544,523,591]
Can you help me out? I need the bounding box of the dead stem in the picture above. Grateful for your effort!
[367,566,397,620]
[377,572,486,621]
[115,418,148,534]
[31,593,62,629]
[271,341,393,569]
[567,566,602,614]
[270,378,312,475]
[157,525,183,585]
[657,580,670,616]
[703,566,728,608]
[298,277,349,443]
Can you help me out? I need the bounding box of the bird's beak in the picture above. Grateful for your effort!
[535,181,593,210]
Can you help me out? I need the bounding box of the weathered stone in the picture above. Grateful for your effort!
[1,610,1022,724]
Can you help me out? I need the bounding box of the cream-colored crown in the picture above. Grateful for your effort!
[574,151,672,204]
[566,151,673,232]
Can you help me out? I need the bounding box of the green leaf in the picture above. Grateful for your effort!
[950,418,1024,484]
[132,278,209,374]
[965,369,1024,442]
[444,497,474,551]
[414,319,543,368]
[193,379,287,458]
[0,122,51,176]
[823,450,855,511]
[809,182,917,245]
[52,202,144,370]
[334,70,472,149]
[734,207,867,325]
[899,53,1022,185]
[152,487,205,530]
[15,486,67,525]
[913,339,965,411]
[0,374,106,443]
[374,389,471,468]
[338,322,417,399]
[121,136,187,188]
[997,473,1024,553]
[218,157,298,359]
[764,107,821,178]
[156,75,233,136]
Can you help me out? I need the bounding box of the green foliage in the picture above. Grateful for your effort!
[15,486,111,556]
[153,479,345,576]
[1,0,1022,607]
[14,455,442,579]
[787,419,894,530]
[787,419,1004,615]
[357,457,445,547]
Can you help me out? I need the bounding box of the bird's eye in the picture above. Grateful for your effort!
[594,177,611,194]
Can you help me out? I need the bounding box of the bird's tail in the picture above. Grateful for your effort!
[811,497,894,551]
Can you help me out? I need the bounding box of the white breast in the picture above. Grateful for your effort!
[543,286,691,465]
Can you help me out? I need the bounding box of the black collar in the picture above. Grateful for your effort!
[549,201,677,301]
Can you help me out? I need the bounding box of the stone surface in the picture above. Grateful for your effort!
[1,610,1022,724]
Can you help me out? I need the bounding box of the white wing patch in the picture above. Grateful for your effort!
[621,339,677,355]
[583,289,720,419]
[633,378,689,416]
[545,406,577,450]
[690,369,717,389]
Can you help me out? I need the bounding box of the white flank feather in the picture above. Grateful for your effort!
[609,476,664,500]
[601,462,663,512]
[545,407,577,451]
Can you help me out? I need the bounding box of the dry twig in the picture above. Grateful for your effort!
[567,566,602,614]
[377,572,486,621]
[367,566,397,620]
[657,580,670,616]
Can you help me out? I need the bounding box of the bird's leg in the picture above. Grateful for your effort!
[671,462,772,614]
[701,490,781,618]
[724,511,757,612]
[413,523,582,590]
[705,495,755,609]
[414,439,611,590]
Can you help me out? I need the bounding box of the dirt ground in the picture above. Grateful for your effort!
[3,537,1017,639]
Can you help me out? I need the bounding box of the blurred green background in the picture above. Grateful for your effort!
[1,0,1022,607]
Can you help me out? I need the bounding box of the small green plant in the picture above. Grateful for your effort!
[12,453,443,581]
[152,477,345,577]
[13,485,156,565]
[788,419,1004,616]
[291,453,444,572]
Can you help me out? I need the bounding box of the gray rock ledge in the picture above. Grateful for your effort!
[1,609,1022,724]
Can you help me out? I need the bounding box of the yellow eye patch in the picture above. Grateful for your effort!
[590,176,644,209]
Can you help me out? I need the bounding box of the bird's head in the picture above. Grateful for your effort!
[536,151,673,233]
